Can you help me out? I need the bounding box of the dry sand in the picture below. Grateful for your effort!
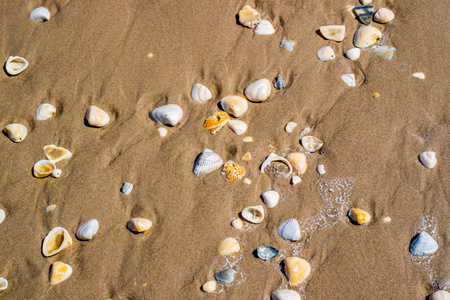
[0,0,448,299]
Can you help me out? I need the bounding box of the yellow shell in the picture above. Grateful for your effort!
[33,160,56,178]
[127,218,152,233]
[42,227,73,257]
[238,5,261,28]
[348,208,371,225]
[284,257,311,286]
[241,152,252,162]
[203,112,230,134]
[218,237,240,256]
[221,160,245,180]
[44,145,72,163]
[50,261,72,285]
[286,153,307,175]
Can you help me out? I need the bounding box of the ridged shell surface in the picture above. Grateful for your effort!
[151,104,183,126]
[278,219,301,242]
[42,227,73,257]
[121,182,133,195]
[353,26,382,48]
[76,219,99,240]
[254,20,275,35]
[241,205,265,223]
[215,269,235,283]
[36,103,56,120]
[5,56,28,75]
[244,79,271,102]
[29,7,50,22]
[409,232,438,256]
[191,83,212,104]
[220,95,248,118]
[3,123,27,142]
[193,149,223,175]
[50,261,72,285]
[256,246,279,261]
[271,289,301,300]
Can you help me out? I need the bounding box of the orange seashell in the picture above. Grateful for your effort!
[284,257,311,286]
[203,112,230,134]
[218,237,240,255]
[286,153,307,175]
[221,160,245,180]
[348,208,371,225]
[50,261,72,285]
[242,152,252,162]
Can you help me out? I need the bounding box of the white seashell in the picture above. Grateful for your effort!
[5,56,28,75]
[278,219,301,242]
[374,8,395,23]
[260,153,293,177]
[413,72,425,79]
[317,46,335,62]
[0,209,5,224]
[429,290,450,300]
[301,136,324,152]
[243,136,253,142]
[51,169,62,178]
[221,95,248,117]
[76,219,99,240]
[193,149,223,175]
[299,127,311,139]
[85,105,110,127]
[202,280,216,293]
[319,25,346,41]
[262,191,280,208]
[271,289,301,300]
[280,39,295,51]
[50,261,72,285]
[231,219,243,229]
[409,232,438,256]
[191,83,212,104]
[360,0,372,4]
[150,104,183,126]
[228,120,248,135]
[254,20,275,35]
[353,26,382,48]
[238,5,261,28]
[3,123,27,143]
[29,7,50,22]
[44,145,72,163]
[157,127,168,137]
[36,103,56,120]
[285,122,297,133]
[341,74,356,86]
[0,278,7,292]
[291,175,301,185]
[33,160,56,178]
[241,205,265,223]
[345,48,361,60]
[42,227,73,257]
[127,218,152,233]
[121,182,133,195]
[317,164,326,174]
[382,216,391,223]
[419,151,437,168]
[46,205,57,212]
[244,78,271,102]
[243,178,251,184]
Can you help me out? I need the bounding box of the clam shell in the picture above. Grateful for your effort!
[5,56,28,75]
[286,153,307,175]
[345,48,361,60]
[429,290,450,300]
[278,219,301,242]
[191,83,212,104]
[4,123,27,143]
[193,149,223,175]
[36,103,56,120]
[51,169,62,178]
[413,72,425,79]
[231,219,243,229]
[121,182,133,195]
[271,289,301,300]
[127,218,152,233]
[273,75,286,89]
[319,25,346,41]
[42,227,73,257]
[44,145,72,163]
[221,160,245,181]
[214,269,236,283]
[354,5,374,25]
[317,164,325,175]
[284,257,311,286]
[262,190,280,208]
[353,26,382,48]
[0,209,5,224]
[301,136,323,152]
[256,246,279,261]
[317,46,335,62]
[33,160,56,178]
[348,208,371,225]
[374,8,395,23]
[341,73,356,87]
[260,153,293,177]
[202,280,216,293]
[50,261,72,285]
[360,0,372,4]
[285,121,297,133]
[76,219,99,240]
[218,237,240,256]
[244,78,271,102]
[238,5,261,28]
[86,105,110,127]
[254,20,275,35]
[220,95,248,118]
[29,7,50,22]
[419,151,437,168]
[150,104,183,126]
[203,111,230,134]
[0,278,7,292]
[409,232,438,256]
[228,120,248,135]
[241,205,265,223]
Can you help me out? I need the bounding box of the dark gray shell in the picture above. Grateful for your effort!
[214,269,235,283]
[273,75,285,90]
[409,232,438,256]
[256,246,279,261]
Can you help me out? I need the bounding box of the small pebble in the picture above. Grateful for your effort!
[372,92,380,99]
[157,127,168,137]
[243,178,252,185]
[413,72,425,79]
[317,164,325,175]
[280,39,295,51]
[291,175,301,185]
[285,122,298,133]
[273,75,286,89]
[202,280,216,293]
[382,216,391,223]
[231,219,243,229]
[243,136,253,143]
[147,53,154,58]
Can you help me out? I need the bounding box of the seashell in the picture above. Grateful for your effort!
[360,0,372,4]
[228,120,248,135]
[46,205,56,212]
[299,127,311,139]
[221,160,245,180]
[262,190,280,208]
[260,153,293,176]
[191,83,212,104]
[413,72,425,79]
[0,209,5,224]
[76,219,99,240]
[51,169,62,178]
[203,111,230,134]
[244,79,271,102]
[42,227,73,257]
[243,178,251,184]
[284,257,311,286]
[278,219,301,242]
[353,26,382,48]
[215,269,235,283]
[256,246,279,261]
[419,151,437,168]
[33,160,56,178]
[285,122,297,133]
[301,136,323,152]
[280,39,295,51]
[218,237,240,256]
[157,127,168,137]
[150,104,183,126]
[50,261,72,285]
[241,152,252,161]
[238,5,261,29]
[273,75,286,90]
[254,20,275,35]
[286,153,307,175]
[317,46,335,62]
[317,164,325,175]
[202,280,216,293]
[85,105,110,127]
[348,208,371,225]
[29,7,50,22]
[127,218,152,233]
[319,25,346,41]
[241,205,265,223]
[193,149,223,175]
[373,46,396,61]
[5,56,28,75]
[220,95,248,118]
[345,48,361,60]
[0,278,7,292]
[36,103,56,120]
[3,123,27,143]
[291,175,301,185]
[121,182,133,195]
[354,6,374,26]
[44,145,72,163]
[383,216,391,223]
[271,289,301,300]
[231,219,243,229]
[341,73,356,87]
[409,232,438,256]
[243,136,253,142]
[372,92,381,99]
[374,8,395,24]
[429,290,450,300]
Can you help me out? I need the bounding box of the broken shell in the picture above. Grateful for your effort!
[317,46,335,62]
[127,218,152,233]
[274,75,286,90]
[0,278,7,292]
[29,7,50,22]
[373,46,396,60]
[36,103,56,120]
[42,227,73,257]
[191,83,212,104]
[76,219,99,241]
[241,205,265,223]
[218,237,240,255]
[301,136,323,152]
[121,182,133,195]
[85,105,110,127]
[374,8,395,24]
[284,257,311,286]
[353,26,382,48]
[33,159,56,178]
[202,280,216,293]
[5,56,28,75]
[256,246,279,261]
[429,290,450,300]
[419,151,437,168]
[221,160,245,180]
[341,74,356,87]
[46,205,56,212]
[262,190,280,208]
[203,111,230,134]
[286,153,307,175]
[3,123,27,143]
[243,136,253,142]
[215,269,235,283]
[254,20,275,35]
[278,219,301,242]
[231,219,243,229]
[409,232,438,256]
[354,5,374,26]
[238,5,261,28]
[345,48,361,60]
[299,127,311,139]
[244,78,271,102]
[0,209,5,224]
[319,25,346,41]
[291,175,301,185]
[241,152,252,161]
[151,104,183,126]
[382,216,391,223]
[373,92,381,99]
[157,127,168,137]
[44,145,72,163]
[280,39,295,51]
[228,120,248,135]
[193,149,223,175]
[51,169,61,178]
[348,208,371,225]
[317,164,325,175]
[285,122,297,133]
[220,95,248,118]
[413,72,425,79]
[50,261,72,285]
[260,153,293,176]
[271,289,301,300]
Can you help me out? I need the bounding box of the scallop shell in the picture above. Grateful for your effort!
[353,26,382,48]
[127,218,152,233]
[215,269,236,283]
[241,205,265,223]
[262,190,280,208]
[44,145,72,163]
[36,103,56,120]
[354,5,374,25]
[221,160,245,181]
[85,105,110,127]
[42,227,73,257]
[50,261,72,285]
[317,46,335,62]
[29,7,50,22]
[0,209,5,224]
[341,73,356,86]
[220,95,248,118]
[193,149,223,175]
[244,78,271,102]
[218,237,240,256]
[256,246,279,261]
[273,75,286,89]
[286,153,307,175]
[271,289,301,300]
[51,169,62,178]
[345,48,361,60]
[254,20,275,35]
[76,219,99,240]
[429,290,450,300]
[285,122,297,133]
[260,153,293,177]
[121,182,133,195]
[202,280,216,293]
[284,257,311,286]
[374,8,395,23]
[348,208,371,225]
[317,164,326,175]
[0,278,7,292]
[409,232,438,256]
[278,219,301,242]
[319,25,346,41]
[228,120,248,135]
[203,111,230,134]
[5,56,28,75]
[150,104,183,126]
[3,123,27,143]
[238,5,261,28]
[419,151,437,168]
[33,160,56,178]
[191,83,212,104]
[301,136,323,152]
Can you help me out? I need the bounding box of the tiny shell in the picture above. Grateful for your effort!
[299,127,311,139]
[191,83,212,104]
[238,5,261,28]
[244,79,271,102]
[202,280,216,293]
[285,122,297,133]
[218,237,240,255]
[243,136,253,142]
[241,152,252,162]
[203,111,230,134]
[241,205,265,223]
[280,39,295,51]
[383,216,391,223]
[228,120,248,135]
[121,182,133,195]
[353,26,382,48]
[429,290,450,300]
[221,160,245,181]
[231,219,243,229]
[33,160,56,178]
[419,151,437,168]
[317,164,325,175]
[243,178,251,184]
[278,219,301,242]
[317,46,335,62]
[284,257,311,286]
[0,278,7,292]
[291,175,301,185]
[42,227,73,257]
[36,103,56,120]
[51,169,61,178]
[345,48,361,60]
[85,105,110,127]
[46,205,57,212]
[4,123,27,143]
[5,56,28,75]
[44,145,72,163]
[76,219,99,240]
[254,20,275,35]
[127,218,152,233]
[409,232,438,256]
[260,153,293,177]
[0,209,5,224]
[220,95,248,118]
[413,72,425,79]
[193,149,223,175]
[215,269,235,283]
[354,5,374,26]
[341,74,356,87]
[151,104,183,126]
[29,7,50,22]
[301,136,323,152]
[373,92,381,99]
[50,261,72,285]
[157,127,168,137]
[271,289,301,300]
[374,8,395,24]
[348,208,371,225]
[373,46,396,60]
[360,0,372,4]
[319,25,346,41]
[274,75,286,89]
[262,190,280,208]
[256,246,279,261]
[286,153,307,175]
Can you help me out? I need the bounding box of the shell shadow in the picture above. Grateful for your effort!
[3,63,13,77]
[315,29,326,40]
[252,249,259,259]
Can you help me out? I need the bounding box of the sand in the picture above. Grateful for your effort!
[0,0,448,299]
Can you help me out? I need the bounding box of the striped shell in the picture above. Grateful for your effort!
[151,104,183,126]
[409,232,438,256]
[244,78,271,102]
[215,269,235,283]
[278,219,301,242]
[193,149,223,175]
[271,289,301,300]
[191,83,212,104]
